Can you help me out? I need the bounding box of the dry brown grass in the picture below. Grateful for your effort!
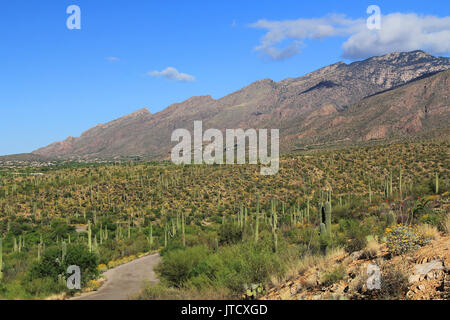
[418,224,440,240]
[44,293,67,300]
[280,247,345,284]
[137,283,234,300]
[362,237,381,259]
[348,268,367,294]
[442,214,450,234]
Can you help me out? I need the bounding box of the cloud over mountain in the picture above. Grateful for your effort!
[342,13,450,59]
[250,13,450,60]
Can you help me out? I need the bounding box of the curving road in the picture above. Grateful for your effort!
[71,253,160,300]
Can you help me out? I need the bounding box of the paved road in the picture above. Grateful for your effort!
[71,253,160,300]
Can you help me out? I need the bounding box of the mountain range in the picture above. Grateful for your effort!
[28,50,450,160]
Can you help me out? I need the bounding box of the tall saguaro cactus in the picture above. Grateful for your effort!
[389,169,393,197]
[435,172,439,194]
[320,223,327,235]
[164,224,168,247]
[255,209,260,244]
[255,194,260,243]
[318,203,324,226]
[271,201,278,253]
[325,201,332,236]
[318,201,332,237]
[88,220,92,253]
[61,241,67,263]
[182,212,186,248]
[38,243,41,262]
[149,224,153,247]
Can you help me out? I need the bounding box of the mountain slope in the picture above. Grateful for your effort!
[32,51,450,159]
[285,69,450,150]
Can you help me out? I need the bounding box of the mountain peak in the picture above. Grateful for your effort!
[32,52,450,159]
[368,50,434,63]
[127,108,151,117]
[184,95,215,103]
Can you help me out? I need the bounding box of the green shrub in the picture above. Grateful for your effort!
[156,246,210,288]
[218,223,242,245]
[26,243,98,293]
[23,277,65,297]
[419,213,441,227]
[156,236,285,295]
[345,237,367,253]
[209,236,284,293]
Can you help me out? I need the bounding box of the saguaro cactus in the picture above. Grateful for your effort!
[255,208,259,243]
[325,201,332,236]
[37,243,41,262]
[435,172,439,194]
[88,220,92,253]
[318,201,332,236]
[389,169,393,197]
[182,212,186,248]
[306,198,310,223]
[164,225,168,247]
[318,202,325,224]
[320,223,327,235]
[149,224,153,247]
[271,202,278,253]
[244,208,248,227]
[255,194,260,243]
[61,241,67,262]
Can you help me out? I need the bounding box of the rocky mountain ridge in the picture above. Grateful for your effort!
[31,51,450,159]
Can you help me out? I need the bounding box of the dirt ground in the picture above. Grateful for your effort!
[70,253,161,300]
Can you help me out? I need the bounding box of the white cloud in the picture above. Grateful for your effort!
[105,57,120,62]
[250,14,364,60]
[148,67,195,82]
[250,13,450,60]
[342,13,450,59]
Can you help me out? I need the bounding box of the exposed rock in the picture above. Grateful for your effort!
[262,234,450,300]
[31,51,450,160]
[414,260,444,275]
[350,251,364,261]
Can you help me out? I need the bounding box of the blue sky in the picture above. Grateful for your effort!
[1,0,449,155]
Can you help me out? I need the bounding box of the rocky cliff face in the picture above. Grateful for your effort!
[32,51,450,159]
